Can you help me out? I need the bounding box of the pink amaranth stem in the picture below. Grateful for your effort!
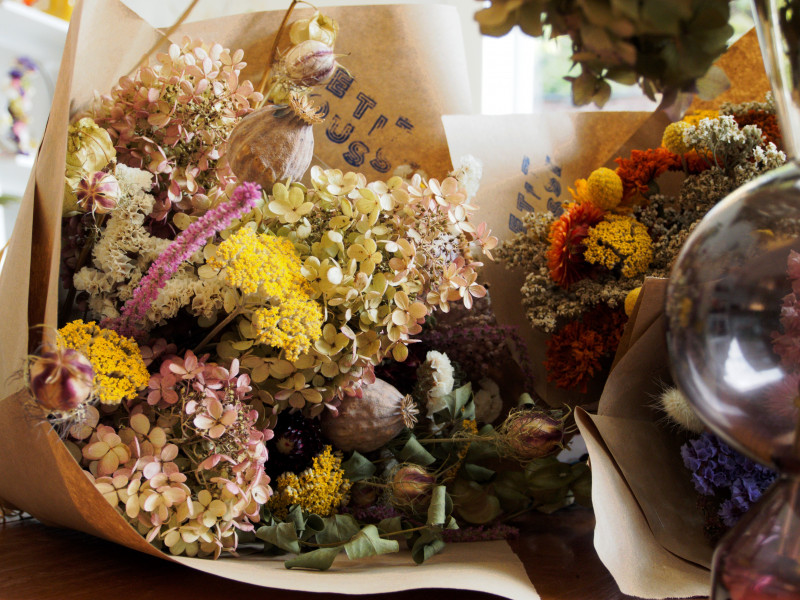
[105,182,262,338]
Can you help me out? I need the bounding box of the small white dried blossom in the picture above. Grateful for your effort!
[473,377,503,424]
[418,350,455,417]
[450,155,483,200]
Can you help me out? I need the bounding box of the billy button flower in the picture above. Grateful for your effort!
[586,167,623,211]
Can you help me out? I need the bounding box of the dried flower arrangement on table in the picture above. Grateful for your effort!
[498,96,785,394]
[17,3,590,569]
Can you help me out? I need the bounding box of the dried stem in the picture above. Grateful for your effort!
[256,0,317,104]
[193,306,243,353]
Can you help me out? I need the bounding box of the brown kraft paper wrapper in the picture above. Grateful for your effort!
[443,110,669,407]
[576,278,710,599]
[0,1,538,598]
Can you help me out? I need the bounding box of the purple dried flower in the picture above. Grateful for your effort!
[105,182,261,337]
[681,432,776,528]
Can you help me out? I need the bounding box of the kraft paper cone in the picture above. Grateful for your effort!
[576,279,711,599]
[443,111,669,406]
[0,2,537,598]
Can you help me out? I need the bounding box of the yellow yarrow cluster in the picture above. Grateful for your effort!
[662,121,691,155]
[57,320,149,405]
[586,167,623,210]
[681,109,718,126]
[210,228,322,360]
[583,215,653,278]
[210,228,310,298]
[268,446,352,519]
[252,297,323,362]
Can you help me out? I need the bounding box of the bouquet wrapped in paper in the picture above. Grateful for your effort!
[0,2,600,599]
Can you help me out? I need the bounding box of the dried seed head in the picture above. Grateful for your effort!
[284,40,337,88]
[390,464,436,507]
[500,409,565,461]
[28,348,94,412]
[76,171,120,214]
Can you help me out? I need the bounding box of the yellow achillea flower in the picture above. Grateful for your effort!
[252,297,323,362]
[586,167,623,210]
[209,228,322,359]
[210,228,309,298]
[268,446,352,519]
[681,109,718,126]
[662,121,691,155]
[57,320,149,405]
[584,215,653,278]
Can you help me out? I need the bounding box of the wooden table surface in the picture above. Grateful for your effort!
[0,507,634,600]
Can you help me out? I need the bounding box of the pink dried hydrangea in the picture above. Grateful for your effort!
[72,350,273,558]
[93,37,263,220]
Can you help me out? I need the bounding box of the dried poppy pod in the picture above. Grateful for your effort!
[226,94,323,192]
[321,378,419,453]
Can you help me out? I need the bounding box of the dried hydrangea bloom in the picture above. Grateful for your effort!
[93,37,262,220]
[217,167,494,416]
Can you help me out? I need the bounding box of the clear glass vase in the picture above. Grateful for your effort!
[666,1,800,598]
[713,475,800,600]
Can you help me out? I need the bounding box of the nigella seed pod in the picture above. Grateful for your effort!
[501,409,565,461]
[390,465,436,507]
[76,171,120,214]
[284,40,337,87]
[227,94,322,193]
[28,348,94,412]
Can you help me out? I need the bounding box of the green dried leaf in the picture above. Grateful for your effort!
[316,514,361,545]
[426,485,448,527]
[463,463,495,483]
[593,79,612,107]
[343,525,400,560]
[399,435,437,466]
[377,516,404,537]
[255,522,301,554]
[284,546,341,571]
[695,64,730,101]
[411,530,446,564]
[341,451,377,482]
[517,2,544,37]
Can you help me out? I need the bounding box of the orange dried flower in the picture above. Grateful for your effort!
[733,110,782,149]
[546,203,605,288]
[615,148,681,204]
[544,305,626,393]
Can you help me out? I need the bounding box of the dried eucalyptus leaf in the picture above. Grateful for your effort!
[399,436,437,466]
[256,522,301,554]
[316,514,361,545]
[284,546,341,570]
[341,451,376,482]
[343,525,399,560]
[411,530,446,565]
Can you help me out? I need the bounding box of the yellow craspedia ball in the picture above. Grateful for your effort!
[681,109,718,127]
[586,167,623,210]
[624,286,641,316]
[662,121,691,155]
